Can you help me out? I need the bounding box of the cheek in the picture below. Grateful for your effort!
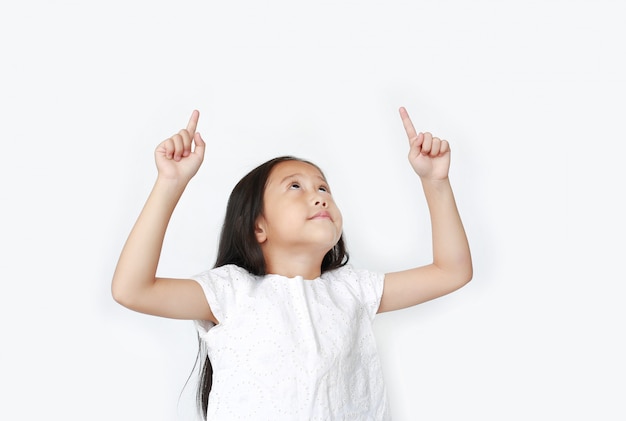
[268,206,299,230]
[335,209,344,231]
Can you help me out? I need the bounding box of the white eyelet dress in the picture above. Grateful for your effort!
[192,264,391,421]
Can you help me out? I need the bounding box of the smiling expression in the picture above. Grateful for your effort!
[255,160,343,254]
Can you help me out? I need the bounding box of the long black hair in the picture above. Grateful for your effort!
[196,156,349,418]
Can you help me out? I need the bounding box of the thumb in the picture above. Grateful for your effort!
[192,132,206,158]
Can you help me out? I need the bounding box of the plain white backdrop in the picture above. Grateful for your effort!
[1,1,624,420]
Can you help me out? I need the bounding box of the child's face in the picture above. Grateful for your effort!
[256,160,343,253]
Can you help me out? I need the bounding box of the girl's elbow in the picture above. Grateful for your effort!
[438,257,473,287]
[111,282,130,307]
[459,261,473,286]
[460,255,473,280]
[462,267,473,286]
[111,278,138,309]
[448,259,473,290]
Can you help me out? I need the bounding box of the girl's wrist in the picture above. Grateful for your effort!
[420,177,452,197]
[154,174,190,194]
[420,176,449,187]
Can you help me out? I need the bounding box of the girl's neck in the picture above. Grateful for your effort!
[263,249,325,280]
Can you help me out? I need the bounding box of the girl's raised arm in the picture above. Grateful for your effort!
[377,107,473,313]
[111,110,218,323]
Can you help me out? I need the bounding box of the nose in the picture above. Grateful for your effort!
[314,196,328,208]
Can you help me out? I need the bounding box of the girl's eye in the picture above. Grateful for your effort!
[319,186,328,193]
[290,183,301,189]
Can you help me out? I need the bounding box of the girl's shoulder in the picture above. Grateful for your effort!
[192,264,384,291]
[322,263,383,283]
[322,264,385,318]
[190,265,257,322]
[192,264,255,284]
[323,264,385,295]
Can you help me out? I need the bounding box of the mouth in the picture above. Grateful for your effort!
[310,211,332,220]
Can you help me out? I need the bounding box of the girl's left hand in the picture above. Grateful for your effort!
[399,107,451,181]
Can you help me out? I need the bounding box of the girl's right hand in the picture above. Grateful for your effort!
[154,110,206,182]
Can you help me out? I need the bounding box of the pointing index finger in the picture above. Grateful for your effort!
[399,106,418,142]
[186,109,200,134]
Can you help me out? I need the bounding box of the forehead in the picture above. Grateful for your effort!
[267,160,326,185]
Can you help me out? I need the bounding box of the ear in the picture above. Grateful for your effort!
[255,216,267,244]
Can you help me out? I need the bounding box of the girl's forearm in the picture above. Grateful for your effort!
[421,178,473,280]
[111,177,188,304]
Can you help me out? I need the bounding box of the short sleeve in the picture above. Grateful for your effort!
[352,266,385,319]
[327,265,385,320]
[190,265,249,337]
[189,271,217,336]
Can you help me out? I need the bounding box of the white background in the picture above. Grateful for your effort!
[1,1,624,420]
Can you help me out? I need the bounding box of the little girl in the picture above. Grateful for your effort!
[112,108,472,420]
